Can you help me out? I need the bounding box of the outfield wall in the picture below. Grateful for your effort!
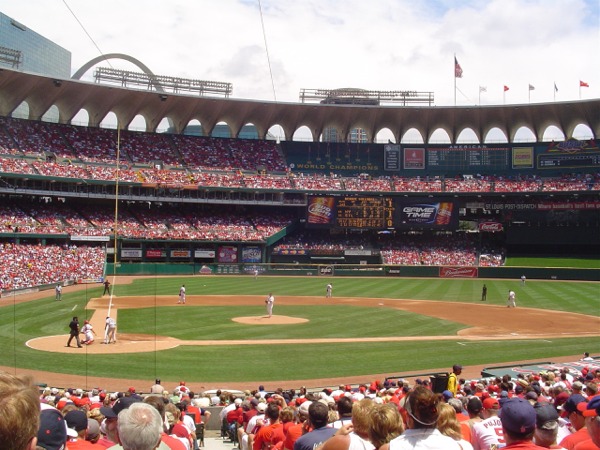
[105,262,600,281]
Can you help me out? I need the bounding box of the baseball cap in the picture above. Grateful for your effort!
[256,402,267,413]
[86,419,100,441]
[534,402,559,430]
[37,407,68,450]
[483,398,499,410]
[499,398,536,435]
[100,396,140,419]
[452,364,463,372]
[578,396,600,417]
[64,410,88,438]
[298,400,312,416]
[561,394,587,414]
[442,390,454,401]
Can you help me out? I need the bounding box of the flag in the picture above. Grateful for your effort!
[529,84,535,91]
[479,86,487,92]
[504,85,509,92]
[580,80,589,87]
[454,57,463,78]
[554,83,558,92]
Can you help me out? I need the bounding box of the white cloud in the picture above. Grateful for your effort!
[2,0,598,105]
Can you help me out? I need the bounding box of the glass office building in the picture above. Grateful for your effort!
[0,12,71,78]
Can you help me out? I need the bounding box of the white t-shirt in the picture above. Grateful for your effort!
[471,416,505,450]
[389,428,462,450]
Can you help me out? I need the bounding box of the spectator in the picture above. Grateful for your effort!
[368,403,404,450]
[0,371,40,450]
[579,397,600,449]
[116,402,163,450]
[293,402,337,450]
[498,398,546,449]
[533,402,561,449]
[384,386,462,449]
[437,403,474,450]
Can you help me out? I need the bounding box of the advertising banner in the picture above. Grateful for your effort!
[122,249,143,258]
[395,200,457,229]
[170,250,191,258]
[242,246,262,263]
[307,196,335,226]
[512,147,534,168]
[479,222,504,232]
[218,246,238,263]
[439,267,478,278]
[194,250,216,258]
[146,249,166,258]
[403,148,425,169]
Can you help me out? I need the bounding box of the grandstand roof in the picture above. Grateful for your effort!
[0,69,598,143]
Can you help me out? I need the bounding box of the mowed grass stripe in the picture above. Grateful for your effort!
[0,275,598,383]
[7,336,600,382]
[118,306,465,340]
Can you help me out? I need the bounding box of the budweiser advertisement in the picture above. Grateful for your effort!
[307,196,335,226]
[439,267,478,278]
[479,222,504,232]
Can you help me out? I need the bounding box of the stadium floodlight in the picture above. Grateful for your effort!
[0,45,22,69]
[299,87,434,106]
[94,67,233,98]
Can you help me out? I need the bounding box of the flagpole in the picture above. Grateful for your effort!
[454,54,456,106]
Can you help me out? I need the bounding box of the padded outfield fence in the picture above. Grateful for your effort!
[105,262,600,281]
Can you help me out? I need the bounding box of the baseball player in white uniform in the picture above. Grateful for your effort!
[326,283,333,298]
[81,320,96,345]
[178,284,186,304]
[104,316,117,344]
[265,293,274,318]
[471,398,505,450]
[507,290,516,308]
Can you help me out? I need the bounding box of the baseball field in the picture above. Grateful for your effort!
[0,273,599,391]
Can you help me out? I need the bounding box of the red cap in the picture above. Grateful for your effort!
[483,398,499,410]
[128,387,136,393]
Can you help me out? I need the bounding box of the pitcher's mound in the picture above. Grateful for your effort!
[233,315,308,325]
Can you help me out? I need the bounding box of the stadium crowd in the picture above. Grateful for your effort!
[1,116,599,193]
[0,242,104,292]
[1,357,599,449]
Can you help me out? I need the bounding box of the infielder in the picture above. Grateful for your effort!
[326,283,333,298]
[265,293,274,318]
[55,284,62,301]
[507,290,516,308]
[178,284,186,304]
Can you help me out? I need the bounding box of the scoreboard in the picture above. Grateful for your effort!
[335,197,394,228]
[307,196,457,230]
[426,146,511,171]
[538,152,600,169]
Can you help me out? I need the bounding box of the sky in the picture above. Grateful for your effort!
[1,0,599,108]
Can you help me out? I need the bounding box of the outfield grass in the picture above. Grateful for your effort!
[0,276,598,384]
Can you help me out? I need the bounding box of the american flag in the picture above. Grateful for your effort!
[454,57,463,78]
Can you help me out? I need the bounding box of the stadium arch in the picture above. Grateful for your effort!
[0,69,598,142]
